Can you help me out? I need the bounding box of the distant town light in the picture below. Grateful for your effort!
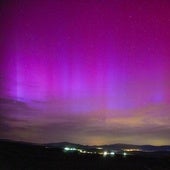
[70,147,76,151]
[123,152,127,156]
[78,149,82,152]
[64,147,76,151]
[64,147,70,151]
[124,149,141,152]
[110,152,115,155]
[103,151,108,156]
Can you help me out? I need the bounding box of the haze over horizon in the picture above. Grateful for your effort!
[1,0,170,146]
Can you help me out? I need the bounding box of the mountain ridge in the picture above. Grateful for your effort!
[1,139,170,151]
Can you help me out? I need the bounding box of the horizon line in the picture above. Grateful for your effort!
[1,138,170,147]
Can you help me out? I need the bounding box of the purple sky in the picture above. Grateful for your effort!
[1,0,170,145]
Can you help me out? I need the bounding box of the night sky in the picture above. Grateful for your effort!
[1,0,170,145]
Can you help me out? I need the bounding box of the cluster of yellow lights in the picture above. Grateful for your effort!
[123,149,141,152]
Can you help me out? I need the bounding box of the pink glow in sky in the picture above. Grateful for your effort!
[0,0,170,145]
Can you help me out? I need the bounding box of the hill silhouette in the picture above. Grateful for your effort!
[0,139,170,170]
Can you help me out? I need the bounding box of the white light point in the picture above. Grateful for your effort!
[110,152,115,155]
[103,151,108,156]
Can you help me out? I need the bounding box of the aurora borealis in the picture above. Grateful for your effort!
[0,0,170,145]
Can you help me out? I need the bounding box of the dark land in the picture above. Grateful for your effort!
[0,139,170,170]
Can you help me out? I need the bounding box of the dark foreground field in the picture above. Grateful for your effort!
[0,140,170,170]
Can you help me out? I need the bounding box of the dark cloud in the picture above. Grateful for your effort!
[0,97,37,136]
[1,96,170,145]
